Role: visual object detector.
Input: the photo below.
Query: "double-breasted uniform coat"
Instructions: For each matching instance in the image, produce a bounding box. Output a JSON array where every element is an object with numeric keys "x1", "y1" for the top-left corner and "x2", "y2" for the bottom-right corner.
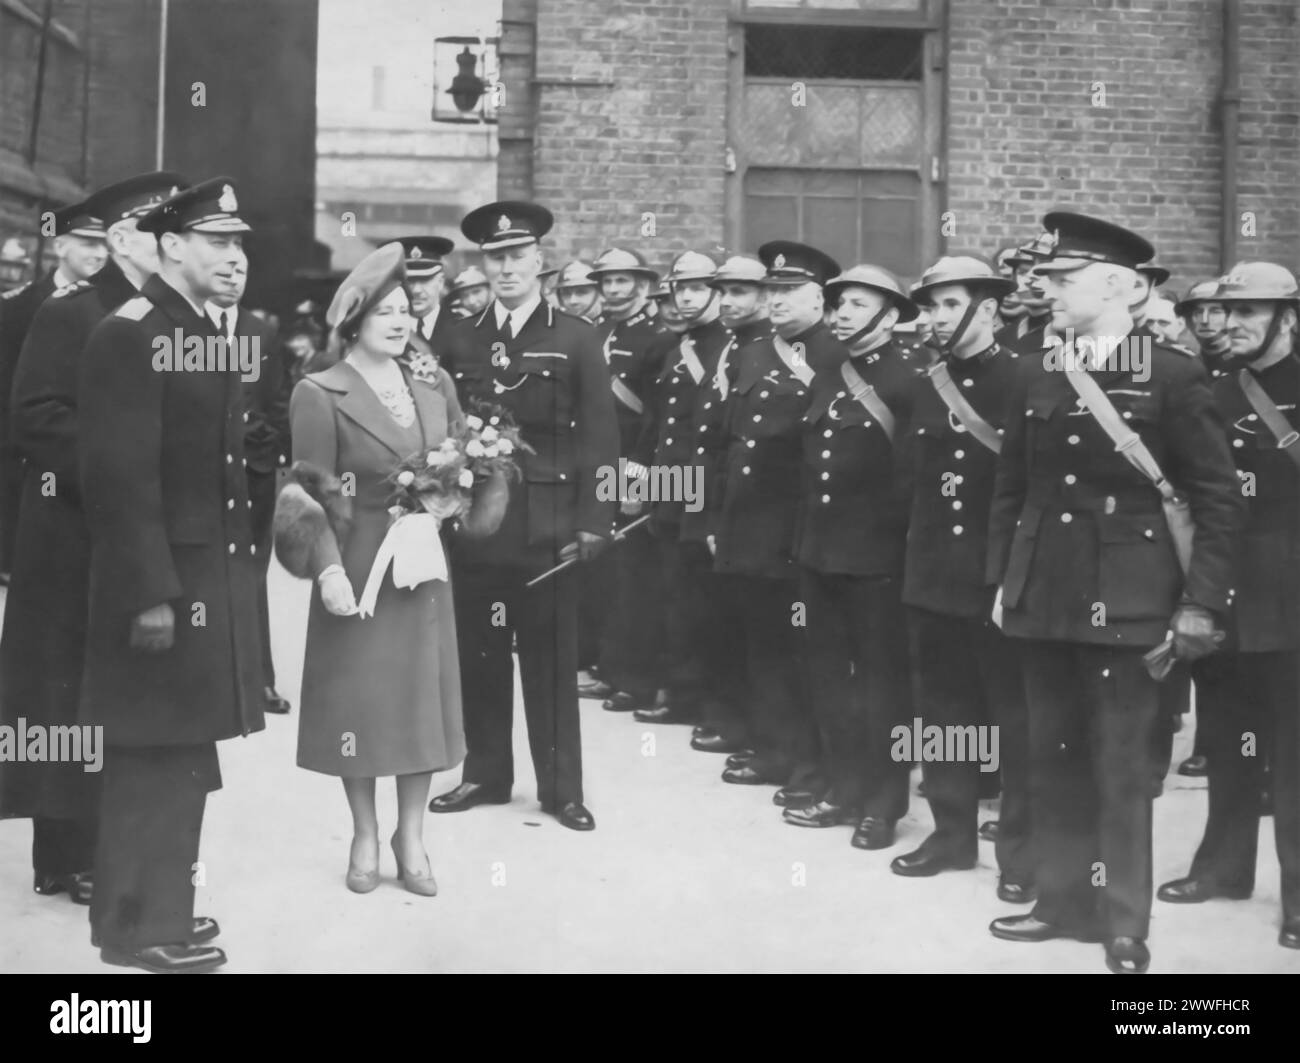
[
  {"x1": 0, "y1": 259, "x2": 136, "y2": 877},
  {"x1": 987, "y1": 338, "x2": 1243, "y2": 940},
  {"x1": 440, "y1": 299, "x2": 618, "y2": 807},
  {"x1": 78, "y1": 273, "x2": 266, "y2": 950}
]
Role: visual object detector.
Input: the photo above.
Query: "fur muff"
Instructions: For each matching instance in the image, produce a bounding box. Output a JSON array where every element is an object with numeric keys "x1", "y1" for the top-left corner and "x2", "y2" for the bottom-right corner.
[{"x1": 273, "y1": 461, "x2": 353, "y2": 579}]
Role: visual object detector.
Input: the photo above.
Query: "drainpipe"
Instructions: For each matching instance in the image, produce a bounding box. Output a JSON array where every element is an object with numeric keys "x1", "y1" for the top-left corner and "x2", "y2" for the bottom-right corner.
[{"x1": 1219, "y1": 0, "x2": 1240, "y2": 272}]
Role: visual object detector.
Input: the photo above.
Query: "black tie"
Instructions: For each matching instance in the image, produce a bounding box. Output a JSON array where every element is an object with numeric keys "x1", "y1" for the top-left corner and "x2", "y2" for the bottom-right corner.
[{"x1": 219, "y1": 310, "x2": 232, "y2": 340}]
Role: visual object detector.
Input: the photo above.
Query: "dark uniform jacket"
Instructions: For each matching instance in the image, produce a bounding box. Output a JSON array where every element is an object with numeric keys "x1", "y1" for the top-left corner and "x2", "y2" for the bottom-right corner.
[
  {"x1": 903, "y1": 341, "x2": 1019, "y2": 618},
  {"x1": 0, "y1": 271, "x2": 57, "y2": 443},
  {"x1": 596, "y1": 304, "x2": 667, "y2": 457},
  {"x1": 78, "y1": 274, "x2": 266, "y2": 746},
  {"x1": 440, "y1": 299, "x2": 619, "y2": 571},
  {"x1": 795, "y1": 335, "x2": 920, "y2": 576},
  {"x1": 0, "y1": 260, "x2": 135, "y2": 819},
  {"x1": 987, "y1": 336, "x2": 1244, "y2": 647},
  {"x1": 632, "y1": 316, "x2": 731, "y2": 540},
  {"x1": 996, "y1": 315, "x2": 1049, "y2": 354},
  {"x1": 711, "y1": 317, "x2": 813, "y2": 578},
  {"x1": 231, "y1": 309, "x2": 291, "y2": 475},
  {"x1": 1212, "y1": 354, "x2": 1299, "y2": 651}
]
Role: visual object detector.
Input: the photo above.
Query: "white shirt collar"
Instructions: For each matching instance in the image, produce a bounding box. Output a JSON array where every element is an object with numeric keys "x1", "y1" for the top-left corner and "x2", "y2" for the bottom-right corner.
[
  {"x1": 493, "y1": 293, "x2": 542, "y2": 334},
  {"x1": 418, "y1": 305, "x2": 439, "y2": 338},
  {"x1": 204, "y1": 301, "x2": 238, "y2": 334},
  {"x1": 53, "y1": 267, "x2": 76, "y2": 290}
]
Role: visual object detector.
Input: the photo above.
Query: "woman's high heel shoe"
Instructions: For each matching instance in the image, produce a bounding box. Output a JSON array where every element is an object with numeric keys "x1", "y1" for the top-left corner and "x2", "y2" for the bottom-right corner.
[
  {"x1": 346, "y1": 838, "x2": 380, "y2": 894},
  {"x1": 390, "y1": 837, "x2": 438, "y2": 897}
]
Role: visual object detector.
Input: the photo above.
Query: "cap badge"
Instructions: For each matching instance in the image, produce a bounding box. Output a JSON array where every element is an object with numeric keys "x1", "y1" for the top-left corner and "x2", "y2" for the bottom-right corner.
[
  {"x1": 773, "y1": 253, "x2": 786, "y2": 269},
  {"x1": 497, "y1": 214, "x2": 512, "y2": 232},
  {"x1": 218, "y1": 184, "x2": 238, "y2": 213},
  {"x1": 410, "y1": 247, "x2": 423, "y2": 259}
]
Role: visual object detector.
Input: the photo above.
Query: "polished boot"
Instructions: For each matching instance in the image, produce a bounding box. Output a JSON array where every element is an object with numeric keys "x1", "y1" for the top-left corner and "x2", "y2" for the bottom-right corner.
[
  {"x1": 890, "y1": 844, "x2": 974, "y2": 876},
  {"x1": 580, "y1": 678, "x2": 617, "y2": 699},
  {"x1": 996, "y1": 879, "x2": 1036, "y2": 904},
  {"x1": 851, "y1": 816, "x2": 896, "y2": 851},
  {"x1": 782, "y1": 801, "x2": 858, "y2": 828},
  {"x1": 100, "y1": 943, "x2": 227, "y2": 974},
  {"x1": 691, "y1": 732, "x2": 741, "y2": 754},
  {"x1": 722, "y1": 765, "x2": 769, "y2": 785},
  {"x1": 428, "y1": 781, "x2": 511, "y2": 813},
  {"x1": 725, "y1": 750, "x2": 756, "y2": 770},
  {"x1": 1156, "y1": 876, "x2": 1251, "y2": 904},
  {"x1": 1280, "y1": 920, "x2": 1300, "y2": 949},
  {"x1": 543, "y1": 801, "x2": 595, "y2": 832},
  {"x1": 990, "y1": 914, "x2": 1100, "y2": 944},
  {"x1": 33, "y1": 870, "x2": 93, "y2": 905},
  {"x1": 92, "y1": 917, "x2": 218, "y2": 949},
  {"x1": 263, "y1": 686, "x2": 291, "y2": 714},
  {"x1": 692, "y1": 725, "x2": 717, "y2": 739},
  {"x1": 773, "y1": 787, "x2": 816, "y2": 809},
  {"x1": 1105, "y1": 937, "x2": 1150, "y2": 974},
  {"x1": 1177, "y1": 754, "x2": 1207, "y2": 777},
  {"x1": 978, "y1": 820, "x2": 1000, "y2": 842}
]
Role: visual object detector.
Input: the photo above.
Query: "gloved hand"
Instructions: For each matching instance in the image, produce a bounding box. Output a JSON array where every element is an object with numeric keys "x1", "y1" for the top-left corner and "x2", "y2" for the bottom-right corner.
[
  {"x1": 1169, "y1": 604, "x2": 1224, "y2": 662},
  {"x1": 320, "y1": 567, "x2": 359, "y2": 616},
  {"x1": 559, "y1": 531, "x2": 608, "y2": 564},
  {"x1": 130, "y1": 603, "x2": 175, "y2": 652}
]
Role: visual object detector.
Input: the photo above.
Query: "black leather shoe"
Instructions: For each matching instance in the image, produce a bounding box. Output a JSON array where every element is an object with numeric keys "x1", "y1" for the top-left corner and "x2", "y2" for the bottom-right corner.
[
  {"x1": 602, "y1": 691, "x2": 646, "y2": 712},
  {"x1": 550, "y1": 801, "x2": 595, "y2": 831},
  {"x1": 1279, "y1": 920, "x2": 1300, "y2": 949},
  {"x1": 725, "y1": 750, "x2": 756, "y2": 769},
  {"x1": 428, "y1": 782, "x2": 511, "y2": 813},
  {"x1": 100, "y1": 942, "x2": 227, "y2": 974},
  {"x1": 978, "y1": 820, "x2": 1000, "y2": 842},
  {"x1": 633, "y1": 704, "x2": 697, "y2": 725},
  {"x1": 692, "y1": 725, "x2": 717, "y2": 739},
  {"x1": 890, "y1": 845, "x2": 973, "y2": 876},
  {"x1": 783, "y1": 801, "x2": 858, "y2": 828},
  {"x1": 263, "y1": 686, "x2": 291, "y2": 714},
  {"x1": 580, "y1": 679, "x2": 617, "y2": 699},
  {"x1": 997, "y1": 880, "x2": 1036, "y2": 904},
  {"x1": 1105, "y1": 936, "x2": 1150, "y2": 974},
  {"x1": 33, "y1": 871, "x2": 93, "y2": 905},
  {"x1": 773, "y1": 787, "x2": 816, "y2": 809},
  {"x1": 851, "y1": 816, "x2": 896, "y2": 850},
  {"x1": 990, "y1": 914, "x2": 1100, "y2": 944},
  {"x1": 722, "y1": 765, "x2": 768, "y2": 785},
  {"x1": 1157, "y1": 876, "x2": 1251, "y2": 903},
  {"x1": 1177, "y1": 754, "x2": 1207, "y2": 777},
  {"x1": 93, "y1": 917, "x2": 219, "y2": 950},
  {"x1": 691, "y1": 732, "x2": 741, "y2": 753}
]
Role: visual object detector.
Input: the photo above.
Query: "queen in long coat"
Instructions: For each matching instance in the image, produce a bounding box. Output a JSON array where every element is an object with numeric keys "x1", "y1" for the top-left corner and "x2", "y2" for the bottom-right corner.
[{"x1": 287, "y1": 243, "x2": 465, "y2": 895}]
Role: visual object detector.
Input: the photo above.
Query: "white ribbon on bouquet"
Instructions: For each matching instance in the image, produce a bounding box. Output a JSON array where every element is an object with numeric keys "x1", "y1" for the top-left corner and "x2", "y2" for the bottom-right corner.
[{"x1": 356, "y1": 512, "x2": 447, "y2": 619}]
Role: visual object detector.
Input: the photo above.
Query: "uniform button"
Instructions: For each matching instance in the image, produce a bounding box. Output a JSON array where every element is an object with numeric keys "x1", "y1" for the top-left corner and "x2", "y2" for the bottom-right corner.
[
  {"x1": 667, "y1": 417, "x2": 676, "y2": 425},
  {"x1": 952, "y1": 525, "x2": 964, "y2": 535},
  {"x1": 821, "y1": 471, "x2": 829, "y2": 481},
  {"x1": 863, "y1": 421, "x2": 872, "y2": 428},
  {"x1": 821, "y1": 494, "x2": 831, "y2": 504},
  {"x1": 760, "y1": 390, "x2": 769, "y2": 398},
  {"x1": 961, "y1": 378, "x2": 973, "y2": 388},
  {"x1": 227, "y1": 499, "x2": 235, "y2": 510},
  {"x1": 917, "y1": 427, "x2": 925, "y2": 435},
  {"x1": 1143, "y1": 528, "x2": 1154, "y2": 539},
  {"x1": 753, "y1": 414, "x2": 762, "y2": 422},
  {"x1": 837, "y1": 391, "x2": 846, "y2": 399},
  {"x1": 952, "y1": 501, "x2": 962, "y2": 511},
  {"x1": 1232, "y1": 438, "x2": 1244, "y2": 448},
  {"x1": 1122, "y1": 411, "x2": 1132, "y2": 420},
  {"x1": 668, "y1": 396, "x2": 676, "y2": 404},
  {"x1": 242, "y1": 458, "x2": 248, "y2": 468},
  {"x1": 704, "y1": 402, "x2": 713, "y2": 410},
  {"x1": 543, "y1": 371, "x2": 551, "y2": 377},
  {"x1": 1247, "y1": 413, "x2": 1258, "y2": 422},
  {"x1": 746, "y1": 440, "x2": 755, "y2": 448},
  {"x1": 954, "y1": 449, "x2": 964, "y2": 459},
  {"x1": 1067, "y1": 435, "x2": 1080, "y2": 445},
  {"x1": 822, "y1": 449, "x2": 831, "y2": 459},
  {"x1": 954, "y1": 475, "x2": 964, "y2": 484},
  {"x1": 559, "y1": 473, "x2": 567, "y2": 480},
  {"x1": 824, "y1": 429, "x2": 833, "y2": 439},
  {"x1": 247, "y1": 499, "x2": 253, "y2": 509},
  {"x1": 697, "y1": 447, "x2": 705, "y2": 455},
  {"x1": 1064, "y1": 474, "x2": 1077, "y2": 485},
  {"x1": 242, "y1": 411, "x2": 249, "y2": 423},
  {"x1": 1060, "y1": 512, "x2": 1073, "y2": 523},
  {"x1": 742, "y1": 466, "x2": 751, "y2": 475},
  {"x1": 250, "y1": 544, "x2": 256, "y2": 556},
  {"x1": 665, "y1": 438, "x2": 673, "y2": 445},
  {"x1": 226, "y1": 454, "x2": 233, "y2": 464},
  {"x1": 228, "y1": 543, "x2": 236, "y2": 555}
]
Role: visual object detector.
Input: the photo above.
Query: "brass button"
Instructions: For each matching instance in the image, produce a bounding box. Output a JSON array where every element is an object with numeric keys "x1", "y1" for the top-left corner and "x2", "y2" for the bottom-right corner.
[
  {"x1": 228, "y1": 543, "x2": 236, "y2": 554},
  {"x1": 822, "y1": 450, "x2": 831, "y2": 459},
  {"x1": 952, "y1": 525, "x2": 964, "y2": 535},
  {"x1": 1064, "y1": 474, "x2": 1077, "y2": 485},
  {"x1": 954, "y1": 449, "x2": 964, "y2": 459},
  {"x1": 227, "y1": 499, "x2": 235, "y2": 510},
  {"x1": 1068, "y1": 435, "x2": 1080, "y2": 445},
  {"x1": 746, "y1": 440, "x2": 755, "y2": 448},
  {"x1": 1061, "y1": 512, "x2": 1073, "y2": 523},
  {"x1": 952, "y1": 501, "x2": 962, "y2": 511},
  {"x1": 824, "y1": 429, "x2": 833, "y2": 439}
]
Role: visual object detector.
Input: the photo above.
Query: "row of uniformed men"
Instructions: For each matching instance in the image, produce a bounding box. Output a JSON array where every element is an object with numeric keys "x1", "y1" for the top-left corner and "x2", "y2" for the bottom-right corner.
[{"x1": 500, "y1": 215, "x2": 1297, "y2": 976}]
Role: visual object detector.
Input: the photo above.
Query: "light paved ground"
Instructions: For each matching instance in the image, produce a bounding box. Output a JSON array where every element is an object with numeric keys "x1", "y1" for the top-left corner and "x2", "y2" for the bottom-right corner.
[{"x1": 1, "y1": 562, "x2": 1297, "y2": 973}]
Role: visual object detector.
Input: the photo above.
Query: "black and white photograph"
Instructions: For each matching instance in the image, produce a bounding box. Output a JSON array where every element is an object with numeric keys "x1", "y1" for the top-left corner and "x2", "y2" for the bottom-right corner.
[{"x1": 0, "y1": 0, "x2": 1297, "y2": 1005}]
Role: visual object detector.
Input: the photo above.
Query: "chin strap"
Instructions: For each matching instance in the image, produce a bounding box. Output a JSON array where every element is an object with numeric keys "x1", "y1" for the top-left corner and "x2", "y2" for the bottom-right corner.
[
  {"x1": 840, "y1": 305, "x2": 894, "y2": 351},
  {"x1": 935, "y1": 297, "x2": 985, "y2": 359},
  {"x1": 1242, "y1": 304, "x2": 1287, "y2": 366},
  {"x1": 671, "y1": 286, "x2": 717, "y2": 325}
]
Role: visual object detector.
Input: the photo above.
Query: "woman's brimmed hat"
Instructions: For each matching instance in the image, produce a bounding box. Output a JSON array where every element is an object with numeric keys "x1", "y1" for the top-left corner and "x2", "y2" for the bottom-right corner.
[{"x1": 326, "y1": 242, "x2": 407, "y2": 337}]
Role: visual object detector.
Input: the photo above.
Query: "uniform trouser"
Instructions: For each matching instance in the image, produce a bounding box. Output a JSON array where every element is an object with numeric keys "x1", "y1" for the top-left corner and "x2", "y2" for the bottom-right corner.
[
  {"x1": 717, "y1": 573, "x2": 819, "y2": 784},
  {"x1": 908, "y1": 607, "x2": 1034, "y2": 882},
  {"x1": 599, "y1": 525, "x2": 664, "y2": 701},
  {"x1": 90, "y1": 743, "x2": 220, "y2": 951},
  {"x1": 1021, "y1": 642, "x2": 1157, "y2": 939},
  {"x1": 454, "y1": 564, "x2": 583, "y2": 807},
  {"x1": 247, "y1": 468, "x2": 277, "y2": 687},
  {"x1": 0, "y1": 442, "x2": 20, "y2": 572},
  {"x1": 659, "y1": 536, "x2": 737, "y2": 734},
  {"x1": 1188, "y1": 650, "x2": 1298, "y2": 919},
  {"x1": 799, "y1": 568, "x2": 912, "y2": 818},
  {"x1": 576, "y1": 548, "x2": 614, "y2": 671},
  {"x1": 33, "y1": 816, "x2": 96, "y2": 875},
  {"x1": 1149, "y1": 664, "x2": 1192, "y2": 783}
]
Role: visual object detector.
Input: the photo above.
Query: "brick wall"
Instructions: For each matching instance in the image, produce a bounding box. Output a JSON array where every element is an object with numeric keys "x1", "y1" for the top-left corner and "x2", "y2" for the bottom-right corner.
[
  {"x1": 947, "y1": 0, "x2": 1298, "y2": 292},
  {"x1": 504, "y1": 0, "x2": 731, "y2": 267}
]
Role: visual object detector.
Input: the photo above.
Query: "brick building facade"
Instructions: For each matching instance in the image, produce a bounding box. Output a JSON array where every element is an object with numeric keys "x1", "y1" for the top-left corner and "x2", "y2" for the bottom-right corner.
[{"x1": 498, "y1": 0, "x2": 1299, "y2": 292}]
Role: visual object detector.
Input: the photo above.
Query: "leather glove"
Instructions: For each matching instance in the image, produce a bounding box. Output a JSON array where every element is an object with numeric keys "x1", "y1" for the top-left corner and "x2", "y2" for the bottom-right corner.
[
  {"x1": 130, "y1": 603, "x2": 175, "y2": 653},
  {"x1": 1169, "y1": 604, "x2": 1224, "y2": 662},
  {"x1": 559, "y1": 531, "x2": 607, "y2": 564},
  {"x1": 319, "y1": 567, "x2": 359, "y2": 616}
]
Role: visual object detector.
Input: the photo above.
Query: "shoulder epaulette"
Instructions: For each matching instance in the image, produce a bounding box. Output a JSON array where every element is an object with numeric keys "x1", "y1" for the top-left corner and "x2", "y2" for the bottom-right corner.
[
  {"x1": 114, "y1": 296, "x2": 152, "y2": 321},
  {"x1": 1, "y1": 282, "x2": 30, "y2": 300},
  {"x1": 53, "y1": 280, "x2": 90, "y2": 299}
]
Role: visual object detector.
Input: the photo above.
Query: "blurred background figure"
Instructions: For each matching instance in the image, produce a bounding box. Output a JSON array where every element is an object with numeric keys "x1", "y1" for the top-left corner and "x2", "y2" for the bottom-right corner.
[
  {"x1": 553, "y1": 260, "x2": 601, "y2": 322},
  {"x1": 1145, "y1": 295, "x2": 1185, "y2": 345},
  {"x1": 448, "y1": 266, "x2": 491, "y2": 319}
]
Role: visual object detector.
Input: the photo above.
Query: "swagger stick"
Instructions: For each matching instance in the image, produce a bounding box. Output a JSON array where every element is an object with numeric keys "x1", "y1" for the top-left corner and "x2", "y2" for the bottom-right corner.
[{"x1": 525, "y1": 514, "x2": 653, "y2": 587}]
